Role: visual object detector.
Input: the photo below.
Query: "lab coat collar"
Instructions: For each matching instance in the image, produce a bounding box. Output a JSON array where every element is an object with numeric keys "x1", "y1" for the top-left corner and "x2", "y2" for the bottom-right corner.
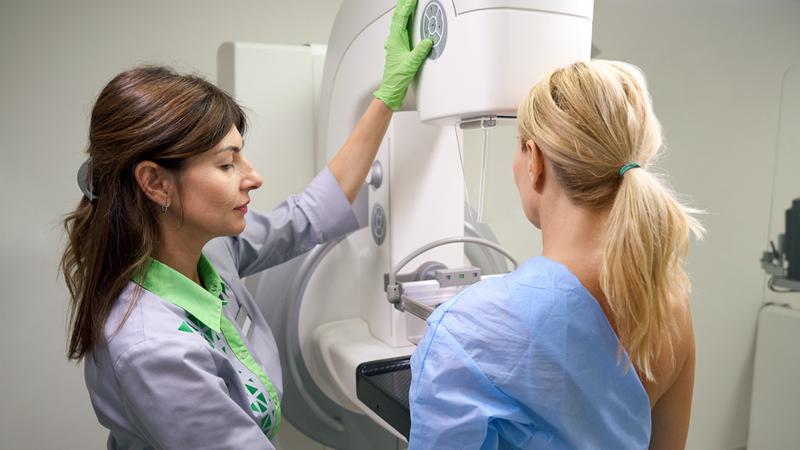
[{"x1": 134, "y1": 254, "x2": 225, "y2": 333}]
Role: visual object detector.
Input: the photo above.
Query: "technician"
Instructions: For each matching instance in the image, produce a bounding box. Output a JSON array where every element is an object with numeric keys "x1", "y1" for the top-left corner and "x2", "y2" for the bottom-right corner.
[{"x1": 61, "y1": 0, "x2": 431, "y2": 447}]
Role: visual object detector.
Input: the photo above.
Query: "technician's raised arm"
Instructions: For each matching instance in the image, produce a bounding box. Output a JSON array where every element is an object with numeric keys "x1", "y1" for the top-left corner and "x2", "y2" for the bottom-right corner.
[{"x1": 327, "y1": 0, "x2": 432, "y2": 203}]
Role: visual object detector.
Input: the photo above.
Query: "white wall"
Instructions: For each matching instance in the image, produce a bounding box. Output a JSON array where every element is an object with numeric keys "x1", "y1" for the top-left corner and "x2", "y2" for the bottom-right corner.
[
  {"x1": 0, "y1": 1, "x2": 342, "y2": 448},
  {"x1": 1, "y1": 0, "x2": 798, "y2": 449}
]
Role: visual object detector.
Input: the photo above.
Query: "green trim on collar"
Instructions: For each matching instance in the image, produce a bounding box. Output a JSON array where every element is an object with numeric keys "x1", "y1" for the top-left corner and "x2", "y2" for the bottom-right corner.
[{"x1": 133, "y1": 254, "x2": 224, "y2": 333}]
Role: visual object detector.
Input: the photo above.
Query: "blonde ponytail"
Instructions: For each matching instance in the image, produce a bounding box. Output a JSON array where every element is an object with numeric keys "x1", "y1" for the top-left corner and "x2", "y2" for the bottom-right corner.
[
  {"x1": 603, "y1": 167, "x2": 703, "y2": 380},
  {"x1": 517, "y1": 60, "x2": 704, "y2": 381}
]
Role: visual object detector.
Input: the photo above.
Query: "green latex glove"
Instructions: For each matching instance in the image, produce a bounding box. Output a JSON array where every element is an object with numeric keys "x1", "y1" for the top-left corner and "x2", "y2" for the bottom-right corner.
[{"x1": 373, "y1": 0, "x2": 434, "y2": 111}]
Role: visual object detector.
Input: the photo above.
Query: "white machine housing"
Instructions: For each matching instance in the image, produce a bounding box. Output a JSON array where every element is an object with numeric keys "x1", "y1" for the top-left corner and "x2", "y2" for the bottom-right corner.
[
  {"x1": 232, "y1": 0, "x2": 594, "y2": 446},
  {"x1": 313, "y1": 0, "x2": 592, "y2": 424},
  {"x1": 414, "y1": 0, "x2": 594, "y2": 124}
]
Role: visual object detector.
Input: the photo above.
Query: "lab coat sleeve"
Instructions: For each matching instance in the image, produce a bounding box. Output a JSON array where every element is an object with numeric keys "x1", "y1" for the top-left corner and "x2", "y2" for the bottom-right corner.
[
  {"x1": 408, "y1": 321, "x2": 525, "y2": 450},
  {"x1": 113, "y1": 338, "x2": 276, "y2": 450},
  {"x1": 209, "y1": 167, "x2": 360, "y2": 278}
]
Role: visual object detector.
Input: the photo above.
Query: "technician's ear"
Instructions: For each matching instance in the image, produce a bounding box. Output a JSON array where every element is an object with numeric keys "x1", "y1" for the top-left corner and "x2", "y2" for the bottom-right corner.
[
  {"x1": 134, "y1": 161, "x2": 174, "y2": 207},
  {"x1": 526, "y1": 139, "x2": 546, "y2": 193}
]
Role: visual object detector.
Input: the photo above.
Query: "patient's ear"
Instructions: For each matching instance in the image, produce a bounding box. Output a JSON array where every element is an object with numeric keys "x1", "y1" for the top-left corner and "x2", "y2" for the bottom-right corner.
[{"x1": 527, "y1": 140, "x2": 546, "y2": 193}]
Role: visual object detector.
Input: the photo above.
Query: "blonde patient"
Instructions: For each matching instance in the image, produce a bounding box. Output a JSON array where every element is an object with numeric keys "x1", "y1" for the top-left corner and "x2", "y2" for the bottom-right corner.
[{"x1": 409, "y1": 60, "x2": 704, "y2": 450}]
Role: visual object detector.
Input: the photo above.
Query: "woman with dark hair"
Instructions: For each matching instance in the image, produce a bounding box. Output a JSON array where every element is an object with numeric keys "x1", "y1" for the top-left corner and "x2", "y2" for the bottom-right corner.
[{"x1": 61, "y1": 1, "x2": 431, "y2": 447}]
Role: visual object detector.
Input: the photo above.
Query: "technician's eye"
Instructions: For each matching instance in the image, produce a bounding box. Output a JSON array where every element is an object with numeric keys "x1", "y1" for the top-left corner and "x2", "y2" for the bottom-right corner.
[{"x1": 221, "y1": 164, "x2": 235, "y2": 170}]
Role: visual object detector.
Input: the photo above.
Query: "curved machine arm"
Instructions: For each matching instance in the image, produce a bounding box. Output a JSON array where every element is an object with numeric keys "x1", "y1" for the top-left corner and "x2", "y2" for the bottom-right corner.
[{"x1": 386, "y1": 235, "x2": 518, "y2": 307}]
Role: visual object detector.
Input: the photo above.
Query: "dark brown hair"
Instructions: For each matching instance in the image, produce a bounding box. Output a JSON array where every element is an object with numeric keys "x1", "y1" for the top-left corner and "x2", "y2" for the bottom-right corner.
[{"x1": 61, "y1": 66, "x2": 247, "y2": 361}]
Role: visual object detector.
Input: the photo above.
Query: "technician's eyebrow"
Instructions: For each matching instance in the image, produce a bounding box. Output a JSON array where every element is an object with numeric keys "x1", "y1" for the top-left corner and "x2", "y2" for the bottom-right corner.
[{"x1": 213, "y1": 145, "x2": 242, "y2": 154}]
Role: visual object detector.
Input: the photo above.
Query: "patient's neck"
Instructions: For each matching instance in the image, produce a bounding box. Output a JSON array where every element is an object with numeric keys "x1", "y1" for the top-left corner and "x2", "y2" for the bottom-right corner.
[{"x1": 540, "y1": 195, "x2": 610, "y2": 303}]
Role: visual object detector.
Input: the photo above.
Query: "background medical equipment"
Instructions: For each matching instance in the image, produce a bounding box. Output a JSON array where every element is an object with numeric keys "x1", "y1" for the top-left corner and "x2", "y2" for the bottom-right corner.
[
  {"x1": 761, "y1": 199, "x2": 800, "y2": 291},
  {"x1": 748, "y1": 63, "x2": 800, "y2": 450},
  {"x1": 750, "y1": 198, "x2": 800, "y2": 450}
]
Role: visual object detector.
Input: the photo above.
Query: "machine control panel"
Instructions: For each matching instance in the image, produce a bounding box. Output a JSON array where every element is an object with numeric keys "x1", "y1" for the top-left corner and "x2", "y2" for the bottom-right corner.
[
  {"x1": 435, "y1": 267, "x2": 481, "y2": 287},
  {"x1": 421, "y1": 0, "x2": 447, "y2": 59}
]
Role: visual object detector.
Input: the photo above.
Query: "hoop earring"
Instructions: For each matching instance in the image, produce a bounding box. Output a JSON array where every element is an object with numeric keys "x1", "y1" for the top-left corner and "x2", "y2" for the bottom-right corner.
[{"x1": 161, "y1": 201, "x2": 170, "y2": 214}]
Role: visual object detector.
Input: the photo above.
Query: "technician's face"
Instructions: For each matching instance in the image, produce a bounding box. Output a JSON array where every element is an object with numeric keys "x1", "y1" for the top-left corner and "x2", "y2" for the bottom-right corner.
[{"x1": 175, "y1": 125, "x2": 263, "y2": 240}]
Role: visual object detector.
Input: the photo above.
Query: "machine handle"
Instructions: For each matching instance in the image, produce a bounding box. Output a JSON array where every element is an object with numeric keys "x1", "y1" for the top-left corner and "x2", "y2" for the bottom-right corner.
[{"x1": 386, "y1": 236, "x2": 518, "y2": 306}]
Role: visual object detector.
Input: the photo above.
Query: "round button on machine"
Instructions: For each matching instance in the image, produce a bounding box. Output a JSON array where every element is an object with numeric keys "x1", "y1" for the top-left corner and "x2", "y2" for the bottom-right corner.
[{"x1": 420, "y1": 0, "x2": 447, "y2": 60}]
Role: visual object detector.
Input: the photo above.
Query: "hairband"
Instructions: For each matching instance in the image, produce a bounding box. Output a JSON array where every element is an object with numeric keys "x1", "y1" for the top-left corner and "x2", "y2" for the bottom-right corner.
[{"x1": 619, "y1": 162, "x2": 641, "y2": 177}]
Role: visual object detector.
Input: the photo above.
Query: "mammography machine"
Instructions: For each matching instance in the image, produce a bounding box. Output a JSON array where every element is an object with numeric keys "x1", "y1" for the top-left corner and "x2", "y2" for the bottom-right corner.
[{"x1": 222, "y1": 0, "x2": 594, "y2": 447}]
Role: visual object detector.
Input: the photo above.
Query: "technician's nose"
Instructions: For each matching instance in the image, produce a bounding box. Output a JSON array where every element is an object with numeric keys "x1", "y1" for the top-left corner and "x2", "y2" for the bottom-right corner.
[{"x1": 242, "y1": 157, "x2": 263, "y2": 190}]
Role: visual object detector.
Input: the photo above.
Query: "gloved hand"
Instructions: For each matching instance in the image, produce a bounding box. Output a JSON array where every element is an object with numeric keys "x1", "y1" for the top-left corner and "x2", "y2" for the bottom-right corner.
[{"x1": 373, "y1": 0, "x2": 434, "y2": 111}]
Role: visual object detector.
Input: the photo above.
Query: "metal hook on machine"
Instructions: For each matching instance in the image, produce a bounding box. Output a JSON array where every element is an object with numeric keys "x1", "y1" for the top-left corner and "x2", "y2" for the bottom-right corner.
[{"x1": 458, "y1": 116, "x2": 497, "y2": 129}]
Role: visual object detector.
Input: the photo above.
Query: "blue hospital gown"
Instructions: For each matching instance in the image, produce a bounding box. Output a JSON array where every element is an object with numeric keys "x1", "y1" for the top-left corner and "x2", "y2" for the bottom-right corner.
[{"x1": 409, "y1": 256, "x2": 651, "y2": 449}]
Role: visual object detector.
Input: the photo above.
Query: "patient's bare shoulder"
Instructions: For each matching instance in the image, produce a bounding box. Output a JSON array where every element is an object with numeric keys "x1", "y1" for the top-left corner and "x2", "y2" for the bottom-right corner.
[{"x1": 645, "y1": 296, "x2": 695, "y2": 450}]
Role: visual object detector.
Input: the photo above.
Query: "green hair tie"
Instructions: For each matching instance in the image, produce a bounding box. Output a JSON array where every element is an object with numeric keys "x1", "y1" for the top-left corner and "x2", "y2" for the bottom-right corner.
[{"x1": 619, "y1": 162, "x2": 641, "y2": 177}]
